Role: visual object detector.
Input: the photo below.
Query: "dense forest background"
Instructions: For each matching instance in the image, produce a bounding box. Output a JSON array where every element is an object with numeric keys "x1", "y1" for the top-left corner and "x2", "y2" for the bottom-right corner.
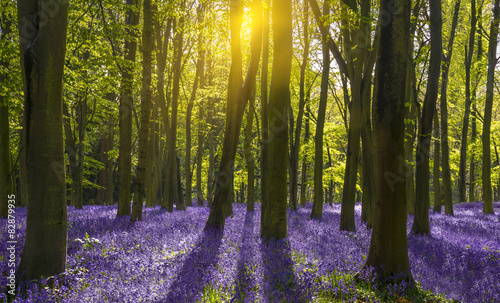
[
  {"x1": 1, "y1": 0, "x2": 500, "y2": 299},
  {"x1": 1, "y1": 0, "x2": 499, "y2": 215}
]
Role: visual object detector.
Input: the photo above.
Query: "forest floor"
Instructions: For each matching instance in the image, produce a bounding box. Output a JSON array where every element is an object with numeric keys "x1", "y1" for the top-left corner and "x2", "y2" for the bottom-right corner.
[{"x1": 1, "y1": 201, "x2": 499, "y2": 303}]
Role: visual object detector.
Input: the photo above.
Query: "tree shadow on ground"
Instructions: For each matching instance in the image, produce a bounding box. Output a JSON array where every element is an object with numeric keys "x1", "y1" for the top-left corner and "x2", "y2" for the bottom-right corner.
[
  {"x1": 231, "y1": 211, "x2": 257, "y2": 302},
  {"x1": 260, "y1": 237, "x2": 311, "y2": 303},
  {"x1": 157, "y1": 228, "x2": 223, "y2": 303}
]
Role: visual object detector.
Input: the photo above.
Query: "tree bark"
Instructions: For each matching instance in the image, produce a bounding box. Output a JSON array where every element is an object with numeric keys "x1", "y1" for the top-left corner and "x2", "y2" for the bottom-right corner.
[
  {"x1": 440, "y1": 0, "x2": 460, "y2": 216},
  {"x1": 0, "y1": 11, "x2": 13, "y2": 217},
  {"x1": 362, "y1": 0, "x2": 412, "y2": 282},
  {"x1": 261, "y1": 0, "x2": 292, "y2": 239},
  {"x1": 412, "y1": 0, "x2": 442, "y2": 236},
  {"x1": 300, "y1": 107, "x2": 310, "y2": 207},
  {"x1": 260, "y1": 0, "x2": 270, "y2": 231},
  {"x1": 145, "y1": 104, "x2": 157, "y2": 208},
  {"x1": 131, "y1": 0, "x2": 153, "y2": 221},
  {"x1": 244, "y1": 99, "x2": 255, "y2": 211},
  {"x1": 117, "y1": 0, "x2": 140, "y2": 216},
  {"x1": 16, "y1": 0, "x2": 69, "y2": 280},
  {"x1": 311, "y1": 0, "x2": 330, "y2": 220},
  {"x1": 339, "y1": 0, "x2": 373, "y2": 232},
  {"x1": 458, "y1": 0, "x2": 477, "y2": 203},
  {"x1": 289, "y1": 0, "x2": 310, "y2": 211},
  {"x1": 433, "y1": 113, "x2": 442, "y2": 212},
  {"x1": 482, "y1": 0, "x2": 500, "y2": 214},
  {"x1": 166, "y1": 16, "x2": 185, "y2": 212}
]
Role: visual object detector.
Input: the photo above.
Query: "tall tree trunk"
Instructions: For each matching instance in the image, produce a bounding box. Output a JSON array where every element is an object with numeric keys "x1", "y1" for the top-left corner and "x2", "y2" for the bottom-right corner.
[
  {"x1": 433, "y1": 113, "x2": 442, "y2": 212},
  {"x1": 260, "y1": 0, "x2": 270, "y2": 230},
  {"x1": 412, "y1": 0, "x2": 442, "y2": 236},
  {"x1": 196, "y1": 105, "x2": 206, "y2": 206},
  {"x1": 440, "y1": 0, "x2": 460, "y2": 216},
  {"x1": 470, "y1": 103, "x2": 476, "y2": 202},
  {"x1": 131, "y1": 0, "x2": 153, "y2": 222},
  {"x1": 16, "y1": 0, "x2": 69, "y2": 280},
  {"x1": 261, "y1": 0, "x2": 292, "y2": 239},
  {"x1": 339, "y1": 0, "x2": 372, "y2": 232},
  {"x1": 154, "y1": 17, "x2": 172, "y2": 210},
  {"x1": 289, "y1": 0, "x2": 310, "y2": 211},
  {"x1": 300, "y1": 108, "x2": 310, "y2": 207},
  {"x1": 482, "y1": 0, "x2": 500, "y2": 214},
  {"x1": 362, "y1": 0, "x2": 412, "y2": 282},
  {"x1": 359, "y1": 0, "x2": 374, "y2": 228},
  {"x1": 471, "y1": 11, "x2": 483, "y2": 203},
  {"x1": 190, "y1": 4, "x2": 206, "y2": 207},
  {"x1": 311, "y1": 0, "x2": 330, "y2": 220},
  {"x1": 166, "y1": 16, "x2": 185, "y2": 212},
  {"x1": 205, "y1": 0, "x2": 262, "y2": 230},
  {"x1": 207, "y1": 93, "x2": 215, "y2": 206},
  {"x1": 118, "y1": 0, "x2": 140, "y2": 216},
  {"x1": 458, "y1": 0, "x2": 477, "y2": 203},
  {"x1": 0, "y1": 11, "x2": 13, "y2": 217}
]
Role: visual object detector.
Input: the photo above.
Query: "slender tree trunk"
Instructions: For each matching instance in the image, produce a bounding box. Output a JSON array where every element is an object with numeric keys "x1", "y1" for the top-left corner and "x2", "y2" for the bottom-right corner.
[
  {"x1": 261, "y1": 0, "x2": 292, "y2": 239},
  {"x1": 471, "y1": 12, "x2": 483, "y2": 203},
  {"x1": 16, "y1": 0, "x2": 69, "y2": 280},
  {"x1": 458, "y1": 0, "x2": 477, "y2": 203},
  {"x1": 440, "y1": 0, "x2": 460, "y2": 216},
  {"x1": 412, "y1": 0, "x2": 442, "y2": 236},
  {"x1": 311, "y1": 0, "x2": 330, "y2": 220},
  {"x1": 118, "y1": 0, "x2": 140, "y2": 216},
  {"x1": 131, "y1": 0, "x2": 153, "y2": 221},
  {"x1": 470, "y1": 104, "x2": 476, "y2": 202},
  {"x1": 300, "y1": 108, "x2": 310, "y2": 207},
  {"x1": 63, "y1": 96, "x2": 86, "y2": 209},
  {"x1": 482, "y1": 0, "x2": 500, "y2": 214},
  {"x1": 362, "y1": 0, "x2": 412, "y2": 282},
  {"x1": 154, "y1": 119, "x2": 162, "y2": 205},
  {"x1": 360, "y1": 0, "x2": 374, "y2": 228},
  {"x1": 166, "y1": 16, "x2": 185, "y2": 212},
  {"x1": 245, "y1": 97, "x2": 256, "y2": 211},
  {"x1": 260, "y1": 0, "x2": 270, "y2": 230},
  {"x1": 433, "y1": 113, "x2": 442, "y2": 212},
  {"x1": 154, "y1": 17, "x2": 172, "y2": 210},
  {"x1": 289, "y1": 0, "x2": 310, "y2": 211},
  {"x1": 196, "y1": 105, "x2": 206, "y2": 206},
  {"x1": 207, "y1": 96, "x2": 215, "y2": 207}
]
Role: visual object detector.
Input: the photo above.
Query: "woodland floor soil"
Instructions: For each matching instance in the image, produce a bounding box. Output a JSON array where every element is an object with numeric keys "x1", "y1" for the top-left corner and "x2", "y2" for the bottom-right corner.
[{"x1": 1, "y1": 201, "x2": 499, "y2": 302}]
